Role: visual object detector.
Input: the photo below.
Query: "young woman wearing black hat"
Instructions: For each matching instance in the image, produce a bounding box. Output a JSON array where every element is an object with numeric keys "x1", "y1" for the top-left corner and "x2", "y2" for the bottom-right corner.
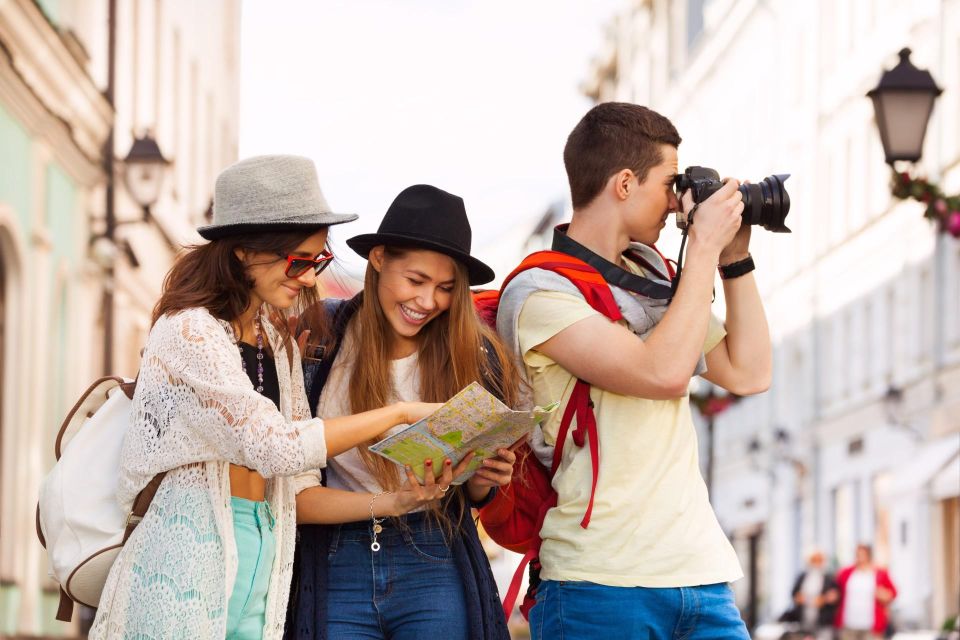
[
  {"x1": 290, "y1": 184, "x2": 520, "y2": 640},
  {"x1": 89, "y1": 157, "x2": 444, "y2": 640}
]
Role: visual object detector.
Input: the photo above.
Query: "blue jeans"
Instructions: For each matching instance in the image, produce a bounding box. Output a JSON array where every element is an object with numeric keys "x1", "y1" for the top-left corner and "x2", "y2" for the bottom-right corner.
[
  {"x1": 529, "y1": 579, "x2": 750, "y2": 640},
  {"x1": 325, "y1": 512, "x2": 468, "y2": 639},
  {"x1": 226, "y1": 497, "x2": 276, "y2": 640}
]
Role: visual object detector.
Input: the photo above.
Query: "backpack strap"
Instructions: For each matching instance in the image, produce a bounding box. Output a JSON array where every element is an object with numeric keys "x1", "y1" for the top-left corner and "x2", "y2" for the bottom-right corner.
[
  {"x1": 502, "y1": 250, "x2": 619, "y2": 526},
  {"x1": 122, "y1": 471, "x2": 167, "y2": 544},
  {"x1": 56, "y1": 588, "x2": 73, "y2": 622},
  {"x1": 287, "y1": 294, "x2": 362, "y2": 636},
  {"x1": 305, "y1": 294, "x2": 362, "y2": 418}
]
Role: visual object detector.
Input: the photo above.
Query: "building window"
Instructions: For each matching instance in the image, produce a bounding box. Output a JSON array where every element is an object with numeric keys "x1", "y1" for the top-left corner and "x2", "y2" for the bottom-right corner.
[
  {"x1": 686, "y1": 0, "x2": 706, "y2": 48},
  {"x1": 942, "y1": 497, "x2": 960, "y2": 622},
  {"x1": 833, "y1": 482, "x2": 856, "y2": 566},
  {"x1": 872, "y1": 473, "x2": 891, "y2": 566}
]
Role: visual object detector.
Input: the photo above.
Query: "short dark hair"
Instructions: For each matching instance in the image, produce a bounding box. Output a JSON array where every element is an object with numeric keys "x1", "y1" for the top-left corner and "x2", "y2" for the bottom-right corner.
[{"x1": 564, "y1": 102, "x2": 682, "y2": 209}]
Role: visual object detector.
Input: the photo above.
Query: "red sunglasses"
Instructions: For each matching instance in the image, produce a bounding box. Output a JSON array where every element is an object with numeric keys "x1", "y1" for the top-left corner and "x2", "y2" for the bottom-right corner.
[{"x1": 279, "y1": 250, "x2": 334, "y2": 278}]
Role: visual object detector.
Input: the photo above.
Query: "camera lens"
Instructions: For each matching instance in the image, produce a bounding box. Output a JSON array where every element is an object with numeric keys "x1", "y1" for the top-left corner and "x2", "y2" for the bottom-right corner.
[{"x1": 740, "y1": 174, "x2": 791, "y2": 233}]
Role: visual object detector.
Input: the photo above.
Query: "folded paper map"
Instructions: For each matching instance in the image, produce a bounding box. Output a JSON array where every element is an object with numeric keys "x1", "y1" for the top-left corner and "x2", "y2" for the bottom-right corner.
[{"x1": 369, "y1": 382, "x2": 558, "y2": 485}]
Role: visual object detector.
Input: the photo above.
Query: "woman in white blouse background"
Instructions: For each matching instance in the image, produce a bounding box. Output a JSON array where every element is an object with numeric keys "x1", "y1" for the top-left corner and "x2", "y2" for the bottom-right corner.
[{"x1": 89, "y1": 156, "x2": 445, "y2": 640}]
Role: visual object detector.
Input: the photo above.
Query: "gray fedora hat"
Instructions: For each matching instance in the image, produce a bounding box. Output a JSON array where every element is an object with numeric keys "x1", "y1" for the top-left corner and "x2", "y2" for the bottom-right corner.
[{"x1": 197, "y1": 154, "x2": 358, "y2": 240}]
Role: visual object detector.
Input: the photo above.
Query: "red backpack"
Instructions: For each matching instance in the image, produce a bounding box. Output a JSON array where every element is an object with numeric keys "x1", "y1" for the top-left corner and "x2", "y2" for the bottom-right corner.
[{"x1": 474, "y1": 249, "x2": 638, "y2": 620}]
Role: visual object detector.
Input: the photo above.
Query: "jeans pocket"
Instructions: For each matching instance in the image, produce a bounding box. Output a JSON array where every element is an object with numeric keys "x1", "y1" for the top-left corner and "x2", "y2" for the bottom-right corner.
[{"x1": 404, "y1": 529, "x2": 453, "y2": 563}]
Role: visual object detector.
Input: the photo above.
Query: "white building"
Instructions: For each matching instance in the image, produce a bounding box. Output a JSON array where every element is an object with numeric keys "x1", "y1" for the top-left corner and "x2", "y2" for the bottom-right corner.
[
  {"x1": 584, "y1": 0, "x2": 959, "y2": 631},
  {"x1": 0, "y1": 1, "x2": 240, "y2": 636}
]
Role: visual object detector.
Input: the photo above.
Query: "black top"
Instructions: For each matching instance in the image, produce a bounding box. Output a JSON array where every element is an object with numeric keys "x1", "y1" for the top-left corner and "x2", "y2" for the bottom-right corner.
[{"x1": 238, "y1": 343, "x2": 281, "y2": 410}]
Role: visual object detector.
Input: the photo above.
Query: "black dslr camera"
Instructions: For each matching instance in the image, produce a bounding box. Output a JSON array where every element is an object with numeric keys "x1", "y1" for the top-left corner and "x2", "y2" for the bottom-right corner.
[{"x1": 673, "y1": 166, "x2": 792, "y2": 233}]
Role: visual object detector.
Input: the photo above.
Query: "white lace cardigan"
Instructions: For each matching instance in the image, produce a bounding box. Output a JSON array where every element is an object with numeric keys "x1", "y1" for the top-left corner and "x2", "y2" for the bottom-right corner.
[{"x1": 90, "y1": 307, "x2": 327, "y2": 639}]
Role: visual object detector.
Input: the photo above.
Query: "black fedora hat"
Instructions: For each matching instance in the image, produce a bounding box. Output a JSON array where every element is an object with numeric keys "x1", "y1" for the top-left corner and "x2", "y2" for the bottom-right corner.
[{"x1": 347, "y1": 184, "x2": 495, "y2": 285}]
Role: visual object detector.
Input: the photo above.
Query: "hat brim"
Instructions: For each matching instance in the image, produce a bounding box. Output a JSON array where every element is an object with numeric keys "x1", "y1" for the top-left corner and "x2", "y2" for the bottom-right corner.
[
  {"x1": 346, "y1": 232, "x2": 495, "y2": 286},
  {"x1": 197, "y1": 213, "x2": 358, "y2": 240}
]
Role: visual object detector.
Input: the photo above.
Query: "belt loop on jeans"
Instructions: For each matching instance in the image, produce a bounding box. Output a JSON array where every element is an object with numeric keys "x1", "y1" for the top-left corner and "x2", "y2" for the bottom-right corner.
[{"x1": 254, "y1": 501, "x2": 276, "y2": 532}]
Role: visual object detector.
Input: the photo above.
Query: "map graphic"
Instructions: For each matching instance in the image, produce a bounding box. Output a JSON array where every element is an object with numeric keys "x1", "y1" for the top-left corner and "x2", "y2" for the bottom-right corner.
[{"x1": 369, "y1": 382, "x2": 558, "y2": 484}]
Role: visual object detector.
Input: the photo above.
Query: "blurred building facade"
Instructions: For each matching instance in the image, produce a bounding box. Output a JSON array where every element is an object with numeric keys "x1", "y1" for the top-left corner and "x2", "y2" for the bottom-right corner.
[
  {"x1": 0, "y1": 0, "x2": 240, "y2": 636},
  {"x1": 584, "y1": 0, "x2": 960, "y2": 632}
]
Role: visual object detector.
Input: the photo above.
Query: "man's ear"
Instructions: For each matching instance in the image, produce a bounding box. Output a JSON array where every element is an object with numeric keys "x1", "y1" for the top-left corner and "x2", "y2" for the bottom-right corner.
[
  {"x1": 613, "y1": 169, "x2": 635, "y2": 201},
  {"x1": 369, "y1": 245, "x2": 386, "y2": 272}
]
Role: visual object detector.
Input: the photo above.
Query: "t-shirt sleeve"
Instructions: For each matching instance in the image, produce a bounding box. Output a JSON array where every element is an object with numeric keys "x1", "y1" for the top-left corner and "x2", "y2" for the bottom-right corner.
[
  {"x1": 517, "y1": 291, "x2": 601, "y2": 365},
  {"x1": 704, "y1": 313, "x2": 727, "y2": 354}
]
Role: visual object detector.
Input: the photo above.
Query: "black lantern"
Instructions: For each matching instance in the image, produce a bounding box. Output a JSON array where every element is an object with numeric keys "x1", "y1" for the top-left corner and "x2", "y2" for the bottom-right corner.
[
  {"x1": 867, "y1": 48, "x2": 943, "y2": 165},
  {"x1": 122, "y1": 132, "x2": 170, "y2": 214}
]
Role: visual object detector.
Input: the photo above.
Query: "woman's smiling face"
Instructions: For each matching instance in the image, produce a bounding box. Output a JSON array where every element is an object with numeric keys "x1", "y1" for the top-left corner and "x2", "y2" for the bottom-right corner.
[{"x1": 370, "y1": 246, "x2": 457, "y2": 348}]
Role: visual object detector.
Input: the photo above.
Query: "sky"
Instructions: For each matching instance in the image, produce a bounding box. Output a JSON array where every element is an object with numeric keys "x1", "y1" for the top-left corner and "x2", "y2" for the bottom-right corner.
[{"x1": 239, "y1": 0, "x2": 624, "y2": 276}]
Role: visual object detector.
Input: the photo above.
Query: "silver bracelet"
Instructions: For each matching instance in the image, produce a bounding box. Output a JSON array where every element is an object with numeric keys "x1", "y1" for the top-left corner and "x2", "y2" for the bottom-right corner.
[{"x1": 368, "y1": 491, "x2": 390, "y2": 552}]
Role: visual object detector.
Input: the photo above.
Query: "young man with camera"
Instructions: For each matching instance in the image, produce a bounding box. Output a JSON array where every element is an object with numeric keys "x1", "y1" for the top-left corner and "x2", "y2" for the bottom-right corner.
[{"x1": 497, "y1": 102, "x2": 772, "y2": 638}]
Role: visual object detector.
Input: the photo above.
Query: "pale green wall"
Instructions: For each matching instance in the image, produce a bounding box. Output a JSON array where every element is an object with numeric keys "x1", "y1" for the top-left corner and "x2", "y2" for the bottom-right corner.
[
  {"x1": 0, "y1": 584, "x2": 21, "y2": 635},
  {"x1": 46, "y1": 163, "x2": 78, "y2": 262},
  {"x1": 35, "y1": 0, "x2": 61, "y2": 24},
  {"x1": 0, "y1": 103, "x2": 32, "y2": 236}
]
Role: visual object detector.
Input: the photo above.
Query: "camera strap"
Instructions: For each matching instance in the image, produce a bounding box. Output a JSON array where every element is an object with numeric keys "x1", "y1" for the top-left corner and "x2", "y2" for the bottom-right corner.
[
  {"x1": 551, "y1": 225, "x2": 673, "y2": 300},
  {"x1": 669, "y1": 205, "x2": 716, "y2": 302}
]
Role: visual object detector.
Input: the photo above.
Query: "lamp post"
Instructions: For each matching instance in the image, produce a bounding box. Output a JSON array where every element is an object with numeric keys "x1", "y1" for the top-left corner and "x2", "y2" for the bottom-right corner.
[
  {"x1": 99, "y1": 132, "x2": 170, "y2": 373},
  {"x1": 867, "y1": 48, "x2": 943, "y2": 166},
  {"x1": 868, "y1": 47, "x2": 949, "y2": 400},
  {"x1": 690, "y1": 383, "x2": 737, "y2": 496}
]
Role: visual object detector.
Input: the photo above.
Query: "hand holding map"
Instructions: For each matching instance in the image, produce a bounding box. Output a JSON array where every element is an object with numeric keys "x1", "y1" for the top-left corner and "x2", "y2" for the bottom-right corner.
[{"x1": 369, "y1": 382, "x2": 558, "y2": 485}]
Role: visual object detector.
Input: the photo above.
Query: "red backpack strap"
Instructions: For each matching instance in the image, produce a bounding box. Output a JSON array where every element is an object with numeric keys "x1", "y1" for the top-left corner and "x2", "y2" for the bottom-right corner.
[
  {"x1": 552, "y1": 380, "x2": 599, "y2": 528},
  {"x1": 499, "y1": 378, "x2": 599, "y2": 620},
  {"x1": 502, "y1": 251, "x2": 623, "y2": 322},
  {"x1": 501, "y1": 548, "x2": 538, "y2": 621}
]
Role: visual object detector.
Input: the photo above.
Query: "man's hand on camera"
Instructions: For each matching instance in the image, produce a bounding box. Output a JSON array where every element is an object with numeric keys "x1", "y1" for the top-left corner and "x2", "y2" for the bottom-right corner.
[{"x1": 683, "y1": 177, "x2": 743, "y2": 258}]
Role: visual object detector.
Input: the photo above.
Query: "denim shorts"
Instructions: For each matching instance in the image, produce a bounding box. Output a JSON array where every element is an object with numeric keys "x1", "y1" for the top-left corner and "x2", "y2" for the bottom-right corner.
[
  {"x1": 226, "y1": 497, "x2": 276, "y2": 640},
  {"x1": 529, "y1": 579, "x2": 750, "y2": 640},
  {"x1": 325, "y1": 511, "x2": 468, "y2": 640}
]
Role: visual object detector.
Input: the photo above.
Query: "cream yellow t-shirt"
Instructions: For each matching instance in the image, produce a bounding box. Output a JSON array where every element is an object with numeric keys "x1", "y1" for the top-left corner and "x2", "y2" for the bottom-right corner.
[{"x1": 517, "y1": 287, "x2": 742, "y2": 588}]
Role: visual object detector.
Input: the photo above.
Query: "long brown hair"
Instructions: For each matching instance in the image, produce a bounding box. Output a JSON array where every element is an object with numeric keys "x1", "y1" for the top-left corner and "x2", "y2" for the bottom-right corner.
[
  {"x1": 151, "y1": 229, "x2": 327, "y2": 346},
  {"x1": 348, "y1": 246, "x2": 521, "y2": 494}
]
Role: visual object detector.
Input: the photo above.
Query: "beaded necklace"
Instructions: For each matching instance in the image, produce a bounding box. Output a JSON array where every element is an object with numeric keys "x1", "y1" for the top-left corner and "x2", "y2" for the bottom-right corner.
[{"x1": 239, "y1": 316, "x2": 265, "y2": 394}]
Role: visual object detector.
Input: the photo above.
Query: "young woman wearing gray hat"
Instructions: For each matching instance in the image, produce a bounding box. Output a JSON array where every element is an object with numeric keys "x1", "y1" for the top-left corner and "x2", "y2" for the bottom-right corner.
[
  {"x1": 89, "y1": 157, "x2": 446, "y2": 640},
  {"x1": 288, "y1": 184, "x2": 519, "y2": 640}
]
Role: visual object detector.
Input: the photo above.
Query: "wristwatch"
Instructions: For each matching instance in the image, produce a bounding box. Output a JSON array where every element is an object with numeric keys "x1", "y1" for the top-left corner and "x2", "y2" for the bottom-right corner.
[{"x1": 719, "y1": 255, "x2": 755, "y2": 280}]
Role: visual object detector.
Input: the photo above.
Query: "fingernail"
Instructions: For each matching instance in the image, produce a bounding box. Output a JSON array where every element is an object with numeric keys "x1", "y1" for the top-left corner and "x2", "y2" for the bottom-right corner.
[
  {"x1": 425, "y1": 459, "x2": 432, "y2": 466},
  {"x1": 445, "y1": 459, "x2": 452, "y2": 466}
]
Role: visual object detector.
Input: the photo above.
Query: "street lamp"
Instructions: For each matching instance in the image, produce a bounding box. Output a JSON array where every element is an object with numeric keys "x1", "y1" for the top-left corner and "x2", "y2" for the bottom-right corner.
[
  {"x1": 867, "y1": 48, "x2": 943, "y2": 165},
  {"x1": 881, "y1": 384, "x2": 922, "y2": 439},
  {"x1": 122, "y1": 132, "x2": 170, "y2": 217}
]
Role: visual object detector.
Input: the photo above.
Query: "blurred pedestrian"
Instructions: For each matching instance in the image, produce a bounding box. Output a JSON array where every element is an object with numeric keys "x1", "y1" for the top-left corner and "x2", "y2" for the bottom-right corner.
[
  {"x1": 89, "y1": 156, "x2": 440, "y2": 640},
  {"x1": 288, "y1": 184, "x2": 520, "y2": 640},
  {"x1": 834, "y1": 544, "x2": 897, "y2": 640},
  {"x1": 780, "y1": 550, "x2": 839, "y2": 639}
]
